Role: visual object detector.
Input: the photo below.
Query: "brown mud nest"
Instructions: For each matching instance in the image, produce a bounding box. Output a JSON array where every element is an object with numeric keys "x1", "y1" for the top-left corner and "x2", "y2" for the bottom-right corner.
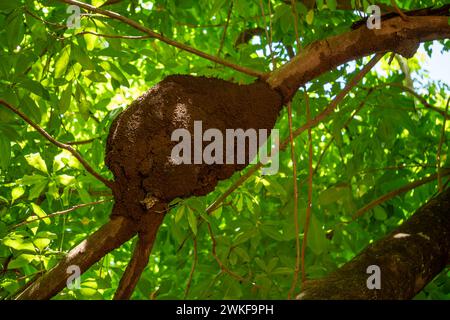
[{"x1": 106, "y1": 75, "x2": 283, "y2": 221}]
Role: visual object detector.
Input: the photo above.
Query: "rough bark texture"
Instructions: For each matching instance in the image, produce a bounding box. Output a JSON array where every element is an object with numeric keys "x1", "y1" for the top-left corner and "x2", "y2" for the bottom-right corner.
[
  {"x1": 298, "y1": 188, "x2": 450, "y2": 300},
  {"x1": 268, "y1": 15, "x2": 450, "y2": 100},
  {"x1": 16, "y1": 216, "x2": 137, "y2": 300},
  {"x1": 113, "y1": 206, "x2": 166, "y2": 300},
  {"x1": 106, "y1": 75, "x2": 283, "y2": 222}
]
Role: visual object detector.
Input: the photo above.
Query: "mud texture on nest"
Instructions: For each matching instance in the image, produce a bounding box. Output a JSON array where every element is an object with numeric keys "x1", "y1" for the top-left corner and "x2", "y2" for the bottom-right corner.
[{"x1": 106, "y1": 75, "x2": 283, "y2": 221}]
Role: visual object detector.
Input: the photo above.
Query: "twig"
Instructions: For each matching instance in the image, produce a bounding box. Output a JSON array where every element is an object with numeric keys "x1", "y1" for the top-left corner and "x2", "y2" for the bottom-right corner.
[
  {"x1": 206, "y1": 221, "x2": 258, "y2": 288},
  {"x1": 281, "y1": 54, "x2": 384, "y2": 150},
  {"x1": 301, "y1": 89, "x2": 313, "y2": 287},
  {"x1": 290, "y1": 0, "x2": 301, "y2": 52},
  {"x1": 258, "y1": 0, "x2": 275, "y2": 69},
  {"x1": 0, "y1": 99, "x2": 114, "y2": 189},
  {"x1": 351, "y1": 170, "x2": 450, "y2": 221},
  {"x1": 75, "y1": 30, "x2": 151, "y2": 39},
  {"x1": 314, "y1": 89, "x2": 372, "y2": 174},
  {"x1": 390, "y1": 0, "x2": 409, "y2": 21},
  {"x1": 287, "y1": 100, "x2": 300, "y2": 300},
  {"x1": 10, "y1": 200, "x2": 110, "y2": 230},
  {"x1": 217, "y1": 2, "x2": 233, "y2": 57},
  {"x1": 64, "y1": 137, "x2": 96, "y2": 145},
  {"x1": 184, "y1": 237, "x2": 198, "y2": 298},
  {"x1": 57, "y1": 0, "x2": 265, "y2": 79},
  {"x1": 437, "y1": 98, "x2": 450, "y2": 192},
  {"x1": 367, "y1": 83, "x2": 450, "y2": 119}
]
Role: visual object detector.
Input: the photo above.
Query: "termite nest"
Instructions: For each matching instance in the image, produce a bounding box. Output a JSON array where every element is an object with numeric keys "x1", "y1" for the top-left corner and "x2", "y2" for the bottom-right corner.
[{"x1": 105, "y1": 75, "x2": 283, "y2": 221}]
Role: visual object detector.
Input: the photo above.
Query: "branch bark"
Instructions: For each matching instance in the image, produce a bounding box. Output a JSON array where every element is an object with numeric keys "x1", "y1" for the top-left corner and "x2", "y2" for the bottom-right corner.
[
  {"x1": 268, "y1": 15, "x2": 450, "y2": 100},
  {"x1": 113, "y1": 208, "x2": 166, "y2": 300},
  {"x1": 297, "y1": 187, "x2": 450, "y2": 299},
  {"x1": 15, "y1": 216, "x2": 137, "y2": 300}
]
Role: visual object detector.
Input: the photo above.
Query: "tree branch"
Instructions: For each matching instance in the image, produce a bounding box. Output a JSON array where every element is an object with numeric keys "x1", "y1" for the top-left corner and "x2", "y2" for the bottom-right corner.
[
  {"x1": 56, "y1": 0, "x2": 265, "y2": 79},
  {"x1": 15, "y1": 216, "x2": 137, "y2": 299},
  {"x1": 113, "y1": 208, "x2": 166, "y2": 300},
  {"x1": 0, "y1": 99, "x2": 114, "y2": 189},
  {"x1": 268, "y1": 13, "x2": 450, "y2": 100},
  {"x1": 298, "y1": 187, "x2": 450, "y2": 299}
]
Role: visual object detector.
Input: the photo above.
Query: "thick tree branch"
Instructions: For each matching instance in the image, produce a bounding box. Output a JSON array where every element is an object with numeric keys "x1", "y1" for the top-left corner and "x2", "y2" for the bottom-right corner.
[
  {"x1": 298, "y1": 187, "x2": 450, "y2": 299},
  {"x1": 0, "y1": 99, "x2": 114, "y2": 189},
  {"x1": 268, "y1": 14, "x2": 450, "y2": 100},
  {"x1": 15, "y1": 216, "x2": 137, "y2": 300}
]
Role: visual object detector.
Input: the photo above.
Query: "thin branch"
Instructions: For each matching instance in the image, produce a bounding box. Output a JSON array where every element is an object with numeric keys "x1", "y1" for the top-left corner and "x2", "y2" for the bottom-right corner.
[
  {"x1": 217, "y1": 1, "x2": 233, "y2": 57},
  {"x1": 437, "y1": 98, "x2": 450, "y2": 192},
  {"x1": 258, "y1": 0, "x2": 275, "y2": 69},
  {"x1": 281, "y1": 54, "x2": 384, "y2": 150},
  {"x1": 206, "y1": 220, "x2": 258, "y2": 287},
  {"x1": 287, "y1": 100, "x2": 300, "y2": 300},
  {"x1": 390, "y1": 0, "x2": 409, "y2": 21},
  {"x1": 10, "y1": 200, "x2": 110, "y2": 230},
  {"x1": 56, "y1": 0, "x2": 265, "y2": 79},
  {"x1": 301, "y1": 89, "x2": 313, "y2": 287},
  {"x1": 351, "y1": 170, "x2": 450, "y2": 222},
  {"x1": 290, "y1": 0, "x2": 301, "y2": 52},
  {"x1": 314, "y1": 89, "x2": 373, "y2": 175},
  {"x1": 369, "y1": 83, "x2": 450, "y2": 119},
  {"x1": 64, "y1": 137, "x2": 96, "y2": 145},
  {"x1": 184, "y1": 237, "x2": 198, "y2": 298},
  {"x1": 75, "y1": 30, "x2": 151, "y2": 39},
  {"x1": 0, "y1": 99, "x2": 114, "y2": 188}
]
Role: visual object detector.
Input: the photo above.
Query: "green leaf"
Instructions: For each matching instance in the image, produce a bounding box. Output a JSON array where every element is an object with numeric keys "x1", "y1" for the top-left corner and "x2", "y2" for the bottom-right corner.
[
  {"x1": 327, "y1": 0, "x2": 337, "y2": 11},
  {"x1": 100, "y1": 61, "x2": 129, "y2": 87},
  {"x1": 307, "y1": 216, "x2": 327, "y2": 255},
  {"x1": 30, "y1": 203, "x2": 50, "y2": 225},
  {"x1": 20, "y1": 95, "x2": 42, "y2": 123},
  {"x1": 8, "y1": 254, "x2": 35, "y2": 269},
  {"x1": 2, "y1": 235, "x2": 35, "y2": 252},
  {"x1": 0, "y1": 135, "x2": 11, "y2": 169},
  {"x1": 28, "y1": 180, "x2": 48, "y2": 200},
  {"x1": 175, "y1": 204, "x2": 186, "y2": 223},
  {"x1": 72, "y1": 45, "x2": 95, "y2": 70},
  {"x1": 18, "y1": 79, "x2": 50, "y2": 100},
  {"x1": 54, "y1": 45, "x2": 71, "y2": 79},
  {"x1": 187, "y1": 208, "x2": 197, "y2": 235},
  {"x1": 306, "y1": 10, "x2": 314, "y2": 25},
  {"x1": 373, "y1": 206, "x2": 387, "y2": 221},
  {"x1": 59, "y1": 83, "x2": 72, "y2": 113},
  {"x1": 6, "y1": 11, "x2": 24, "y2": 50},
  {"x1": 25, "y1": 153, "x2": 48, "y2": 173},
  {"x1": 11, "y1": 186, "x2": 25, "y2": 203},
  {"x1": 0, "y1": 0, "x2": 20, "y2": 11}
]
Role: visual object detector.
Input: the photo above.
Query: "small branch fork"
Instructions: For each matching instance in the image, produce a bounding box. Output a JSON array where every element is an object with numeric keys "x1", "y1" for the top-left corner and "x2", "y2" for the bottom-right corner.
[{"x1": 0, "y1": 99, "x2": 114, "y2": 189}]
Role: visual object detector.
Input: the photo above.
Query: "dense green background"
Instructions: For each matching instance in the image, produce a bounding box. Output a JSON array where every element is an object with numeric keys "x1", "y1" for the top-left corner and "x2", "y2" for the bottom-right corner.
[{"x1": 0, "y1": 0, "x2": 449, "y2": 299}]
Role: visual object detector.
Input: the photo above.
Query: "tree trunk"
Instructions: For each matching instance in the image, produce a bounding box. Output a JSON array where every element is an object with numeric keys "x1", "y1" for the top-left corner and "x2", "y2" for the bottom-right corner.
[{"x1": 298, "y1": 188, "x2": 450, "y2": 299}]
